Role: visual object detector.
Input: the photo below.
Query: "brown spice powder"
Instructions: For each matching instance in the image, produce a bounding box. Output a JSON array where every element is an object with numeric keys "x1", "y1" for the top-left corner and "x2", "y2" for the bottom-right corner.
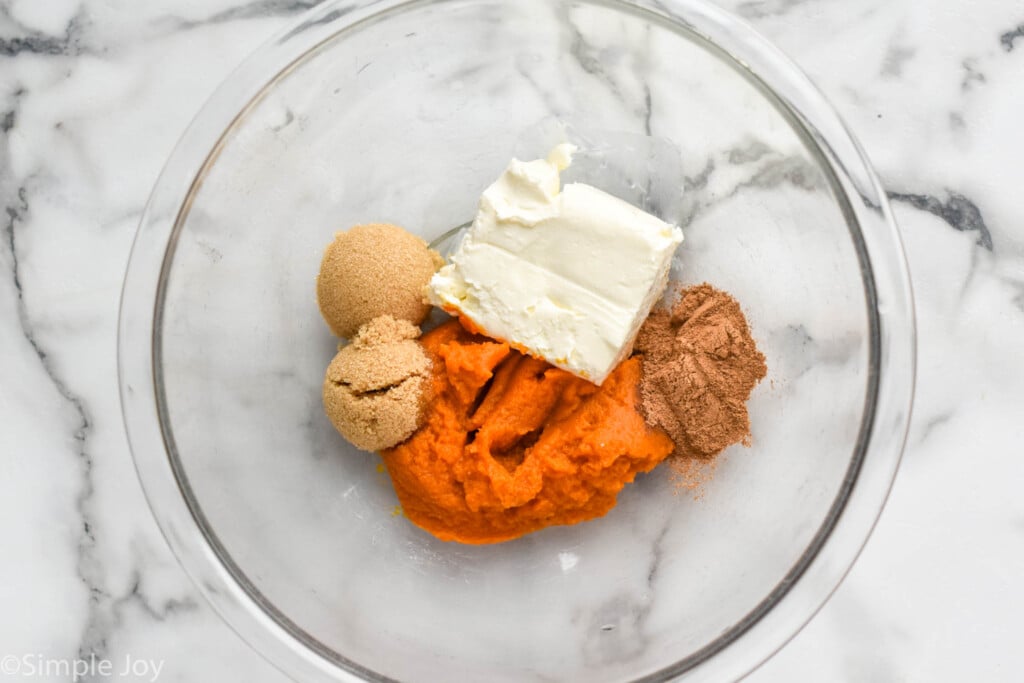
[{"x1": 634, "y1": 283, "x2": 767, "y2": 466}]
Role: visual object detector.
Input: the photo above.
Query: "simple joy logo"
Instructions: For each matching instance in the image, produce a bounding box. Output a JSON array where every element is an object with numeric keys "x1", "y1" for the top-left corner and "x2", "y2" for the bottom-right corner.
[{"x1": 0, "y1": 654, "x2": 164, "y2": 681}]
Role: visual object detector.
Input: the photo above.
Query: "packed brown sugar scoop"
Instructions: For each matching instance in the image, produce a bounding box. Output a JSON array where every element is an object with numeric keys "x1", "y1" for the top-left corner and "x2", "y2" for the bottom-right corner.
[{"x1": 317, "y1": 223, "x2": 443, "y2": 451}]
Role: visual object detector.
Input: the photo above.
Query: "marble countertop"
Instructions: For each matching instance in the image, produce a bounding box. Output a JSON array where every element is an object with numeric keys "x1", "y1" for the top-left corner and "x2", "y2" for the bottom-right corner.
[{"x1": 2, "y1": 0, "x2": 1022, "y2": 681}]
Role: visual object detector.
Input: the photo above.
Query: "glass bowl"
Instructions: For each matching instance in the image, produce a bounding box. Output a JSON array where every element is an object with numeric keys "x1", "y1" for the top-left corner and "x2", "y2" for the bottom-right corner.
[{"x1": 118, "y1": 0, "x2": 915, "y2": 681}]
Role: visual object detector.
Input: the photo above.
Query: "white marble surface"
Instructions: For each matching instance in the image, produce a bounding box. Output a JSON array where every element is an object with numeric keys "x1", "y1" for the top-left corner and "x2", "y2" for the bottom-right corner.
[{"x1": 1, "y1": 0, "x2": 1021, "y2": 681}]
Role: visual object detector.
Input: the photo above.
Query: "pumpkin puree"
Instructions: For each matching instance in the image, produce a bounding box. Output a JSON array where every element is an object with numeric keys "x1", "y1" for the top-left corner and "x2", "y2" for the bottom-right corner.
[{"x1": 382, "y1": 319, "x2": 674, "y2": 544}]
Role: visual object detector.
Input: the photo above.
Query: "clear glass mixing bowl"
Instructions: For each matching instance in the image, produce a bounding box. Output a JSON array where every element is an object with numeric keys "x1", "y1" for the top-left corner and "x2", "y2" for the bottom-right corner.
[{"x1": 118, "y1": 0, "x2": 915, "y2": 681}]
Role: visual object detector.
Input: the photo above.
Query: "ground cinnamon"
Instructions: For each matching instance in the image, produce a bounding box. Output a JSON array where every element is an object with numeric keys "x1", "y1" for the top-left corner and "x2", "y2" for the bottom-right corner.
[{"x1": 634, "y1": 283, "x2": 767, "y2": 470}]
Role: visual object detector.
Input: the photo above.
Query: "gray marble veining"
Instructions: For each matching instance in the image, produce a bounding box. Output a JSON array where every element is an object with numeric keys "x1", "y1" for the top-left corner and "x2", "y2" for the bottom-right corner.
[{"x1": 1, "y1": 0, "x2": 1022, "y2": 681}]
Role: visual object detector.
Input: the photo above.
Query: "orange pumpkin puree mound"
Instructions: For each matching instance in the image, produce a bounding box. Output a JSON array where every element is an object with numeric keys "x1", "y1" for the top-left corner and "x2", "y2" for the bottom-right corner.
[{"x1": 382, "y1": 319, "x2": 674, "y2": 544}]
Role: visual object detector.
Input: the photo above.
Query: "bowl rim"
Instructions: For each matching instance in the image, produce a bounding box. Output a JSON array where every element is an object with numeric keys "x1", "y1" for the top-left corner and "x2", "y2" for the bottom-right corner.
[{"x1": 118, "y1": 0, "x2": 916, "y2": 681}]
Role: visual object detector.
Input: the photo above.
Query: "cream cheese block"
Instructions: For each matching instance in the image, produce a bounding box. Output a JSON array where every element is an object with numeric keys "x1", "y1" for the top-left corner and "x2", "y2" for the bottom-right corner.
[{"x1": 428, "y1": 144, "x2": 683, "y2": 385}]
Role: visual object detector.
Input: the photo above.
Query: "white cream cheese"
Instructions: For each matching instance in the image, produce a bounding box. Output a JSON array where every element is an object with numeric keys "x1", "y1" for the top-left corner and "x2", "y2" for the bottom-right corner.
[{"x1": 428, "y1": 144, "x2": 683, "y2": 385}]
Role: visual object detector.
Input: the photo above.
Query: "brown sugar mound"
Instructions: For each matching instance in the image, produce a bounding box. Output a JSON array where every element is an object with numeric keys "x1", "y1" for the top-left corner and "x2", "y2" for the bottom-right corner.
[
  {"x1": 317, "y1": 223, "x2": 444, "y2": 338},
  {"x1": 634, "y1": 283, "x2": 767, "y2": 462},
  {"x1": 322, "y1": 315, "x2": 433, "y2": 451}
]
